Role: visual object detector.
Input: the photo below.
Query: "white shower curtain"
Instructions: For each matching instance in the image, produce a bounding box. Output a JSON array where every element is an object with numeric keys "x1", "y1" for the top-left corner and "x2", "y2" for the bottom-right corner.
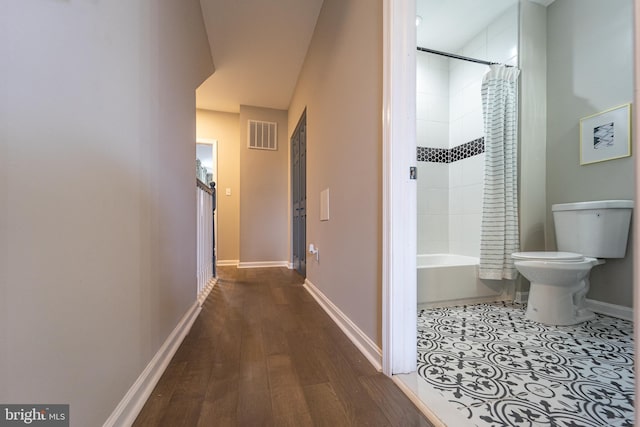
[{"x1": 479, "y1": 65, "x2": 520, "y2": 280}]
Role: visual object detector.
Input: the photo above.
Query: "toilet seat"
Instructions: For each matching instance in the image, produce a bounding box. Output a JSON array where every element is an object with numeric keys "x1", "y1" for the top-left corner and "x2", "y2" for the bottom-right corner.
[{"x1": 512, "y1": 251, "x2": 584, "y2": 262}]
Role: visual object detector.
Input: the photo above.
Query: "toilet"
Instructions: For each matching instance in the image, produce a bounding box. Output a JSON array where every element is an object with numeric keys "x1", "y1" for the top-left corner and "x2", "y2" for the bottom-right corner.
[{"x1": 512, "y1": 200, "x2": 633, "y2": 326}]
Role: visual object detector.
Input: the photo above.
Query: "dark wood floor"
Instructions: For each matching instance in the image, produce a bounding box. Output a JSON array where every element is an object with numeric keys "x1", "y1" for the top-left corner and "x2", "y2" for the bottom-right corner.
[{"x1": 133, "y1": 267, "x2": 433, "y2": 426}]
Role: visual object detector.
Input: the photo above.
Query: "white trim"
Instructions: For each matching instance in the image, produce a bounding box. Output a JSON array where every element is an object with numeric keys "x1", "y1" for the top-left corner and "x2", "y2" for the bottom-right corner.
[
  {"x1": 197, "y1": 277, "x2": 217, "y2": 306},
  {"x1": 216, "y1": 259, "x2": 239, "y2": 267},
  {"x1": 103, "y1": 302, "x2": 201, "y2": 427},
  {"x1": 382, "y1": 0, "x2": 417, "y2": 376},
  {"x1": 392, "y1": 374, "x2": 473, "y2": 427},
  {"x1": 196, "y1": 138, "x2": 217, "y2": 145},
  {"x1": 303, "y1": 279, "x2": 382, "y2": 371},
  {"x1": 287, "y1": 262, "x2": 294, "y2": 269},
  {"x1": 586, "y1": 299, "x2": 633, "y2": 321},
  {"x1": 237, "y1": 260, "x2": 289, "y2": 269}
]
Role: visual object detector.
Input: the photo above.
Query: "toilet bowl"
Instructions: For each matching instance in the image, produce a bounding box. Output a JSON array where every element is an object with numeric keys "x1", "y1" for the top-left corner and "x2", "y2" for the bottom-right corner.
[
  {"x1": 512, "y1": 252, "x2": 603, "y2": 325},
  {"x1": 511, "y1": 200, "x2": 633, "y2": 326}
]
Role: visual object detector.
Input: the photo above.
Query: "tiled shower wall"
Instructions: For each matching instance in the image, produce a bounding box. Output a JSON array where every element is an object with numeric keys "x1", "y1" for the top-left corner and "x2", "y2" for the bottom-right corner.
[{"x1": 417, "y1": 4, "x2": 518, "y2": 257}]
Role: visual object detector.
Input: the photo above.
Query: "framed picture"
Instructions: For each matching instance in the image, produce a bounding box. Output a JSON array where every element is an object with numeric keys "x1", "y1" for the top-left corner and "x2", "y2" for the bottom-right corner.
[{"x1": 580, "y1": 103, "x2": 632, "y2": 165}]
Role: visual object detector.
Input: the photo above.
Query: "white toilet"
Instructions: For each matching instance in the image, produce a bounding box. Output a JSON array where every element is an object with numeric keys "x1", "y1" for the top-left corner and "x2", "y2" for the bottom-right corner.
[{"x1": 512, "y1": 200, "x2": 633, "y2": 326}]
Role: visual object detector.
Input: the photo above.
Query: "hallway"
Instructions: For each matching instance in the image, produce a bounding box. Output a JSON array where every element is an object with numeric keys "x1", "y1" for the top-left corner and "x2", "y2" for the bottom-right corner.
[{"x1": 134, "y1": 267, "x2": 432, "y2": 426}]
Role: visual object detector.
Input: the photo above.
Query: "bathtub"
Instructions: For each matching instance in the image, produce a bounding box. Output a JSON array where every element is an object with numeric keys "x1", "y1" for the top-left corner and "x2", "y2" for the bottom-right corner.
[{"x1": 417, "y1": 254, "x2": 508, "y2": 306}]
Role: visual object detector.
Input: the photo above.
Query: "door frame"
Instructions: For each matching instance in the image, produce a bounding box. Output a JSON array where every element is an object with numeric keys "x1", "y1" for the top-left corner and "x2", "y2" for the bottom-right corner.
[
  {"x1": 381, "y1": 0, "x2": 417, "y2": 375},
  {"x1": 290, "y1": 110, "x2": 307, "y2": 277},
  {"x1": 196, "y1": 138, "x2": 218, "y2": 273}
]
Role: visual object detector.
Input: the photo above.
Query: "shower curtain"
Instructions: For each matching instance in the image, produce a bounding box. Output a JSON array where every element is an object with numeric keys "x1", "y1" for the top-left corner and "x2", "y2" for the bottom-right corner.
[{"x1": 479, "y1": 65, "x2": 520, "y2": 280}]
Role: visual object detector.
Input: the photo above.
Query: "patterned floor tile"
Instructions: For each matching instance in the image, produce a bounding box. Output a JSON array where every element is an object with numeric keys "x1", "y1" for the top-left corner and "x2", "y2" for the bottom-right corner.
[{"x1": 417, "y1": 302, "x2": 634, "y2": 426}]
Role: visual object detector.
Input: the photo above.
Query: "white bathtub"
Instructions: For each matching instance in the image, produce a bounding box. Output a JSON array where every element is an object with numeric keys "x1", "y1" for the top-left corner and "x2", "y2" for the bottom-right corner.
[{"x1": 417, "y1": 254, "x2": 508, "y2": 306}]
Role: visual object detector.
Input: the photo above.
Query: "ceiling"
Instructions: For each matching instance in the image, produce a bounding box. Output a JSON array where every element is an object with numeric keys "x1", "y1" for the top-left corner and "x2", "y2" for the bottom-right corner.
[
  {"x1": 416, "y1": 0, "x2": 556, "y2": 53},
  {"x1": 417, "y1": 0, "x2": 519, "y2": 53},
  {"x1": 196, "y1": 0, "x2": 324, "y2": 113},
  {"x1": 197, "y1": 0, "x2": 556, "y2": 113}
]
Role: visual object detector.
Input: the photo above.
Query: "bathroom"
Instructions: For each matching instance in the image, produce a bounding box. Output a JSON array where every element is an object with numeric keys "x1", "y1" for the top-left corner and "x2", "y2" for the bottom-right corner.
[{"x1": 412, "y1": 0, "x2": 635, "y2": 425}]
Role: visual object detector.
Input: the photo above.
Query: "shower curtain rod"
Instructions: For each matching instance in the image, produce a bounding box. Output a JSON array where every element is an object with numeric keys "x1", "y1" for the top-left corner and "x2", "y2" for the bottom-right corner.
[{"x1": 417, "y1": 46, "x2": 513, "y2": 67}]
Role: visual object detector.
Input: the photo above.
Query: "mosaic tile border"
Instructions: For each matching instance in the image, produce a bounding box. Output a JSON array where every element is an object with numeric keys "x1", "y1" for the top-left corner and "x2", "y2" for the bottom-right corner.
[
  {"x1": 417, "y1": 302, "x2": 634, "y2": 427},
  {"x1": 417, "y1": 137, "x2": 484, "y2": 163}
]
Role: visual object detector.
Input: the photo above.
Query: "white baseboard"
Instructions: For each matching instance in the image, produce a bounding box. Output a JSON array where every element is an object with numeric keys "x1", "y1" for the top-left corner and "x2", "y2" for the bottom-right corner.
[
  {"x1": 303, "y1": 279, "x2": 382, "y2": 371},
  {"x1": 197, "y1": 277, "x2": 217, "y2": 306},
  {"x1": 237, "y1": 261, "x2": 289, "y2": 269},
  {"x1": 287, "y1": 262, "x2": 294, "y2": 269},
  {"x1": 103, "y1": 302, "x2": 201, "y2": 427},
  {"x1": 586, "y1": 299, "x2": 633, "y2": 321},
  {"x1": 217, "y1": 259, "x2": 239, "y2": 267}
]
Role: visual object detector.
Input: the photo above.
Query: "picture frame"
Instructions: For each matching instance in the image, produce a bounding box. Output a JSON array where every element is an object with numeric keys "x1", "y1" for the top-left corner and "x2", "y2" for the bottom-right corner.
[{"x1": 580, "y1": 103, "x2": 632, "y2": 165}]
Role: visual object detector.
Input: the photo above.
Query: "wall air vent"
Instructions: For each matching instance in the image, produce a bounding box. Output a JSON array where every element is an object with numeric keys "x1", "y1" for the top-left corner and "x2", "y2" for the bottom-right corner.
[{"x1": 248, "y1": 120, "x2": 278, "y2": 150}]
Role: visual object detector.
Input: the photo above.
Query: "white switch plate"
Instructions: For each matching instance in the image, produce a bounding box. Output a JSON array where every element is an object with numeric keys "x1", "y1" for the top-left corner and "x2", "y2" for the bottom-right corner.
[
  {"x1": 320, "y1": 188, "x2": 329, "y2": 221},
  {"x1": 225, "y1": 188, "x2": 231, "y2": 196}
]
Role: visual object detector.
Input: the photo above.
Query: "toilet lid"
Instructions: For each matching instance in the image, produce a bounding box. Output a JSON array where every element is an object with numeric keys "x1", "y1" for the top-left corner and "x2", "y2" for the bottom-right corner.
[{"x1": 512, "y1": 251, "x2": 584, "y2": 262}]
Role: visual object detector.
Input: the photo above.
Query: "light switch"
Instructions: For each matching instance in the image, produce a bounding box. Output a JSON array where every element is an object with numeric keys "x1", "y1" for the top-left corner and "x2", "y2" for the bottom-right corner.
[{"x1": 225, "y1": 188, "x2": 231, "y2": 196}]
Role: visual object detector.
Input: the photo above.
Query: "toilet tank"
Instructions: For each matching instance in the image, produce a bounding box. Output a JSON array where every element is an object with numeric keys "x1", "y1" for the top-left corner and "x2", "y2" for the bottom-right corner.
[{"x1": 552, "y1": 200, "x2": 633, "y2": 258}]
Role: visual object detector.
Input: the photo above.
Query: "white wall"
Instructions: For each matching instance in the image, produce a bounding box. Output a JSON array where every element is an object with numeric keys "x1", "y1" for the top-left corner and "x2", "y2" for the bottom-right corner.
[
  {"x1": 416, "y1": 4, "x2": 518, "y2": 257},
  {"x1": 0, "y1": 1, "x2": 213, "y2": 425},
  {"x1": 417, "y1": 54, "x2": 449, "y2": 254}
]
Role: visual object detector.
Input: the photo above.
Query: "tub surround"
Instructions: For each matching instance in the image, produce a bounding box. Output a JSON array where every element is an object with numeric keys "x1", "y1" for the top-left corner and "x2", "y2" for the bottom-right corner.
[{"x1": 417, "y1": 137, "x2": 484, "y2": 163}]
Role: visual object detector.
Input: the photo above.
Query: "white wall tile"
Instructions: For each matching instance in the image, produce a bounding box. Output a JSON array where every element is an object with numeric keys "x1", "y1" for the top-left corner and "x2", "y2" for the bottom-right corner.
[
  {"x1": 461, "y1": 31, "x2": 488, "y2": 60},
  {"x1": 449, "y1": 119, "x2": 463, "y2": 147},
  {"x1": 417, "y1": 95, "x2": 428, "y2": 121},
  {"x1": 416, "y1": 4, "x2": 517, "y2": 258},
  {"x1": 430, "y1": 54, "x2": 450, "y2": 71},
  {"x1": 418, "y1": 214, "x2": 450, "y2": 254},
  {"x1": 416, "y1": 119, "x2": 428, "y2": 146},
  {"x1": 463, "y1": 184, "x2": 484, "y2": 214},
  {"x1": 426, "y1": 121, "x2": 449, "y2": 149},
  {"x1": 426, "y1": 67, "x2": 450, "y2": 97},
  {"x1": 449, "y1": 92, "x2": 463, "y2": 122},
  {"x1": 425, "y1": 189, "x2": 449, "y2": 215},
  {"x1": 449, "y1": 161, "x2": 463, "y2": 188},
  {"x1": 418, "y1": 162, "x2": 449, "y2": 189},
  {"x1": 462, "y1": 154, "x2": 485, "y2": 185},
  {"x1": 416, "y1": 54, "x2": 429, "y2": 93},
  {"x1": 488, "y1": 28, "x2": 519, "y2": 65},
  {"x1": 461, "y1": 112, "x2": 484, "y2": 143}
]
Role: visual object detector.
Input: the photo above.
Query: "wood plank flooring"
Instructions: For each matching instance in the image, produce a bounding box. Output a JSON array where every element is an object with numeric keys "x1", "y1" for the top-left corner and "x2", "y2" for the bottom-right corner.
[{"x1": 134, "y1": 267, "x2": 433, "y2": 426}]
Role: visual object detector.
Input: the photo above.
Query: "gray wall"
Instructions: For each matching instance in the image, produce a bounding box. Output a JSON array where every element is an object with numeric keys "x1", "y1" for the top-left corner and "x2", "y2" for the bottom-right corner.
[
  {"x1": 288, "y1": 0, "x2": 383, "y2": 345},
  {"x1": 546, "y1": 0, "x2": 634, "y2": 306},
  {"x1": 517, "y1": 1, "x2": 548, "y2": 294},
  {"x1": 197, "y1": 110, "x2": 241, "y2": 263},
  {"x1": 1, "y1": 2, "x2": 213, "y2": 425},
  {"x1": 239, "y1": 105, "x2": 289, "y2": 264}
]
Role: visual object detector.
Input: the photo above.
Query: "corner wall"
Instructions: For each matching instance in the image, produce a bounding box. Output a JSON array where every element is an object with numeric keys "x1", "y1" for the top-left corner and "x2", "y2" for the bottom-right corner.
[
  {"x1": 546, "y1": 0, "x2": 634, "y2": 306},
  {"x1": 239, "y1": 105, "x2": 289, "y2": 265},
  {"x1": 0, "y1": 1, "x2": 213, "y2": 425},
  {"x1": 288, "y1": 0, "x2": 383, "y2": 345},
  {"x1": 518, "y1": 0, "x2": 547, "y2": 256},
  {"x1": 196, "y1": 109, "x2": 241, "y2": 263}
]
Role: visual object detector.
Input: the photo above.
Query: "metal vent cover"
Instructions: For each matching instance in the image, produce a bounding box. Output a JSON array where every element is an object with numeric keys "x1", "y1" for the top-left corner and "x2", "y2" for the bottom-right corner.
[{"x1": 248, "y1": 120, "x2": 278, "y2": 150}]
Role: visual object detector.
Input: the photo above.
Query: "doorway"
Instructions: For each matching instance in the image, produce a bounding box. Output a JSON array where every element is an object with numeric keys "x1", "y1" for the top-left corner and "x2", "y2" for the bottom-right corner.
[
  {"x1": 196, "y1": 138, "x2": 218, "y2": 274},
  {"x1": 291, "y1": 111, "x2": 307, "y2": 277}
]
